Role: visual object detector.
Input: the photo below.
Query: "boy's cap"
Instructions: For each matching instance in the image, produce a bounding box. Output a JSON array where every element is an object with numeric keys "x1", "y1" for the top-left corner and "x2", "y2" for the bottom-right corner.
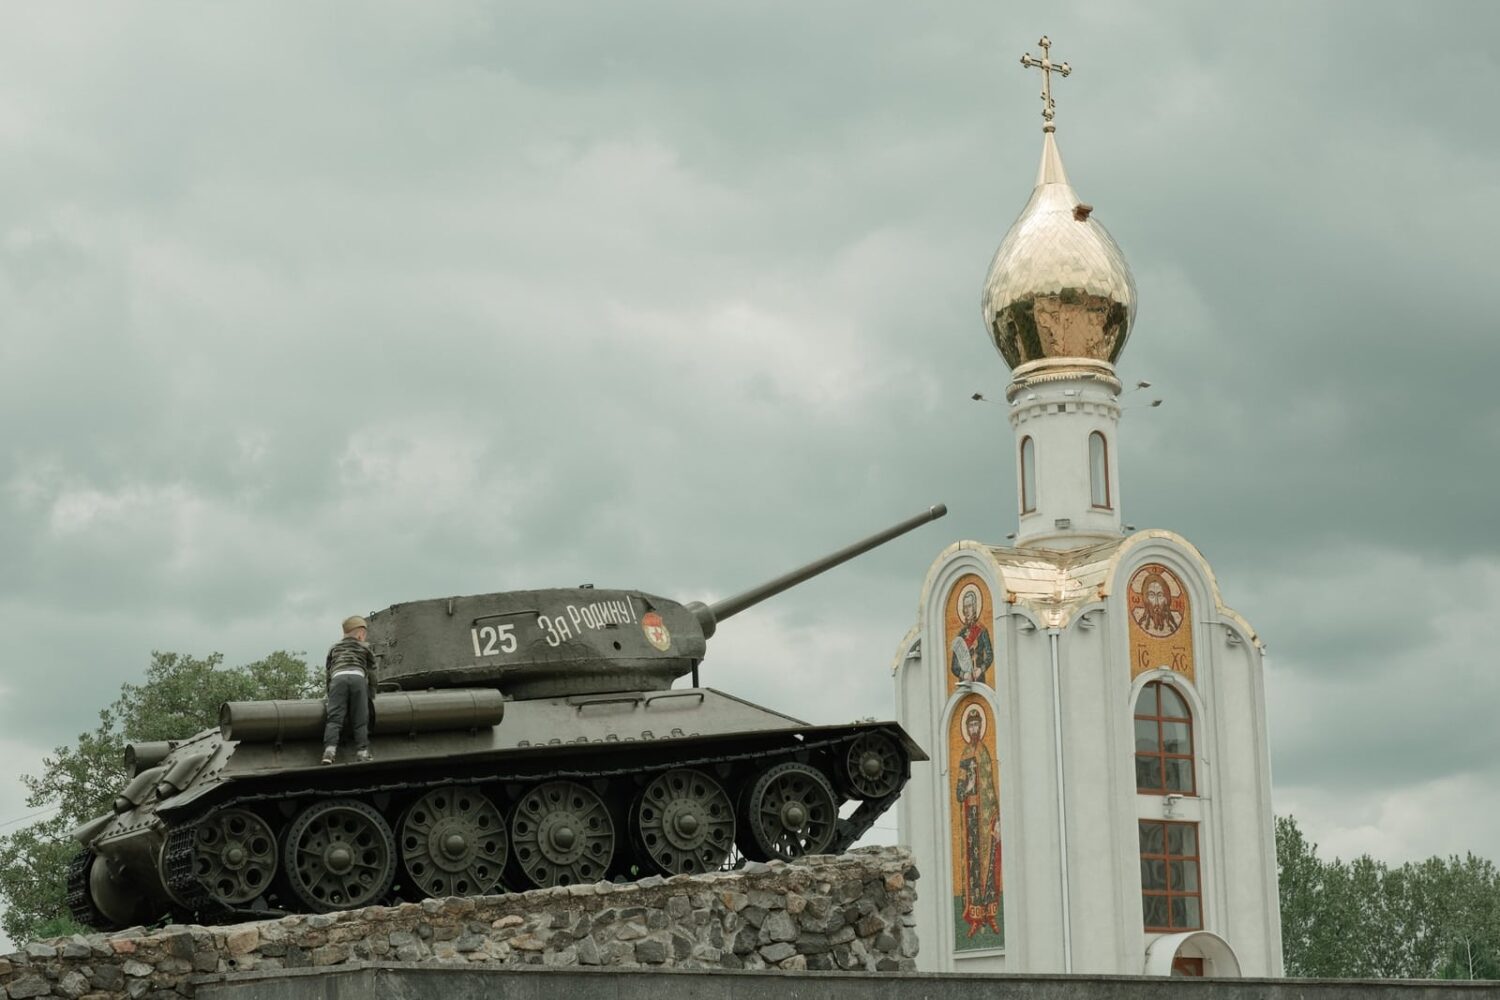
[{"x1": 342, "y1": 616, "x2": 368, "y2": 634}]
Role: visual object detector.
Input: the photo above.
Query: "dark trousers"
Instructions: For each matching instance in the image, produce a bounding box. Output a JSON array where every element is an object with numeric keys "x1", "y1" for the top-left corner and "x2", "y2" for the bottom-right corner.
[{"x1": 323, "y1": 672, "x2": 370, "y2": 750}]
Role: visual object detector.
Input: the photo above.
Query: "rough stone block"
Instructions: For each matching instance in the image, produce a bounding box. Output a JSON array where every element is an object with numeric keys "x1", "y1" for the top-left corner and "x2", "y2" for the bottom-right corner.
[
  {"x1": 576, "y1": 937, "x2": 603, "y2": 966},
  {"x1": 55, "y1": 971, "x2": 90, "y2": 1000},
  {"x1": 795, "y1": 932, "x2": 830, "y2": 955},
  {"x1": 746, "y1": 890, "x2": 783, "y2": 910},
  {"x1": 762, "y1": 910, "x2": 797, "y2": 943},
  {"x1": 542, "y1": 946, "x2": 577, "y2": 967},
  {"x1": 614, "y1": 921, "x2": 648, "y2": 942},
  {"x1": 758, "y1": 941, "x2": 796, "y2": 963},
  {"x1": 311, "y1": 944, "x2": 350, "y2": 966},
  {"x1": 90, "y1": 965, "x2": 125, "y2": 991},
  {"x1": 6, "y1": 973, "x2": 53, "y2": 999},
  {"x1": 223, "y1": 927, "x2": 259, "y2": 956},
  {"x1": 120, "y1": 960, "x2": 153, "y2": 978},
  {"x1": 633, "y1": 939, "x2": 668, "y2": 965}
]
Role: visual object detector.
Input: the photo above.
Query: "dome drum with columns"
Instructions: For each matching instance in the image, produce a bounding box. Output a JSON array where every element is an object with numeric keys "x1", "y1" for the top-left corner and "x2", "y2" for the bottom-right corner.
[{"x1": 891, "y1": 37, "x2": 1282, "y2": 980}]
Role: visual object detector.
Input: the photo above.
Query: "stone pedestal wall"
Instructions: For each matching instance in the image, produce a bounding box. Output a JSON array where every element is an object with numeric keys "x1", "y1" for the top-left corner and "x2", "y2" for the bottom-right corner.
[{"x1": 0, "y1": 847, "x2": 918, "y2": 999}]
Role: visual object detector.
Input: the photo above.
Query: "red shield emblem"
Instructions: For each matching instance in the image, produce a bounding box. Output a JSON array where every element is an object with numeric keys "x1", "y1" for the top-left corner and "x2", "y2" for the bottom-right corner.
[{"x1": 642, "y1": 612, "x2": 671, "y2": 652}]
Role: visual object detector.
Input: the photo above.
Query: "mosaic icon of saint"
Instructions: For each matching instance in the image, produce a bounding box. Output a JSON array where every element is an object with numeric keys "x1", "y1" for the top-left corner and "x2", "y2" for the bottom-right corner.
[
  {"x1": 1132, "y1": 570, "x2": 1183, "y2": 639},
  {"x1": 955, "y1": 704, "x2": 1002, "y2": 937},
  {"x1": 949, "y1": 584, "x2": 994, "y2": 685}
]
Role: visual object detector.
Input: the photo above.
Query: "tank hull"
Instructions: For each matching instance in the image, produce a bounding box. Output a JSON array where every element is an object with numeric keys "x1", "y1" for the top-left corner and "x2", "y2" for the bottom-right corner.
[{"x1": 71, "y1": 688, "x2": 924, "y2": 926}]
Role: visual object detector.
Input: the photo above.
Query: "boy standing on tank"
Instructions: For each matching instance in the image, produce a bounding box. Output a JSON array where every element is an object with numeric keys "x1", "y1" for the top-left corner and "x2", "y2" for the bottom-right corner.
[{"x1": 323, "y1": 615, "x2": 377, "y2": 765}]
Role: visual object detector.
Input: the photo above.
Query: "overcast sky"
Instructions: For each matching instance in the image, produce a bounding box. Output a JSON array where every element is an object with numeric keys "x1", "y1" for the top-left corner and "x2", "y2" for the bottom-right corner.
[{"x1": 1, "y1": 0, "x2": 1497, "y2": 946}]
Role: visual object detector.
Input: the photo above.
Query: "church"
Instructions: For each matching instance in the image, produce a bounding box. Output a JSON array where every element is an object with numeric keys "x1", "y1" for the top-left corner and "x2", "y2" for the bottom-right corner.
[{"x1": 892, "y1": 39, "x2": 1282, "y2": 978}]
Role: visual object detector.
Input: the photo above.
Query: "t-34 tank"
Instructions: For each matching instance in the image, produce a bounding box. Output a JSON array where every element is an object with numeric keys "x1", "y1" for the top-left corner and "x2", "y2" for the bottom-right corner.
[{"x1": 67, "y1": 504, "x2": 946, "y2": 927}]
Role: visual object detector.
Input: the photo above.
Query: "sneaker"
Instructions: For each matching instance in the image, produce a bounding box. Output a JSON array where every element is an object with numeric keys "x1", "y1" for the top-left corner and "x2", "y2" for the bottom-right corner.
[
  {"x1": 321, "y1": 746, "x2": 337, "y2": 765},
  {"x1": 355, "y1": 749, "x2": 374, "y2": 763}
]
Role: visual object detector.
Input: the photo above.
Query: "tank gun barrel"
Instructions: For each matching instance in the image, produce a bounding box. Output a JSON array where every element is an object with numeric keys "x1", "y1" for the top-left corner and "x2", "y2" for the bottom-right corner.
[{"x1": 686, "y1": 503, "x2": 947, "y2": 638}]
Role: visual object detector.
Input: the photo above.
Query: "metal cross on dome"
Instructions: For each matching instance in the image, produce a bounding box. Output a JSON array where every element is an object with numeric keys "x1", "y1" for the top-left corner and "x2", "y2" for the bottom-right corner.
[{"x1": 1020, "y1": 36, "x2": 1071, "y2": 132}]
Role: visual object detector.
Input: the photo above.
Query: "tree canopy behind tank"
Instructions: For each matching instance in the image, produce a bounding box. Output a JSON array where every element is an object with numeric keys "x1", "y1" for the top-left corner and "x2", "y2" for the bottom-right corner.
[{"x1": 0, "y1": 651, "x2": 318, "y2": 943}]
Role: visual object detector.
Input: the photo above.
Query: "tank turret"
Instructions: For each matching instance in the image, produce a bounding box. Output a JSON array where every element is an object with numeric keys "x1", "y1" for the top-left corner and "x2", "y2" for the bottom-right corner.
[
  {"x1": 369, "y1": 504, "x2": 947, "y2": 698},
  {"x1": 67, "y1": 505, "x2": 947, "y2": 928}
]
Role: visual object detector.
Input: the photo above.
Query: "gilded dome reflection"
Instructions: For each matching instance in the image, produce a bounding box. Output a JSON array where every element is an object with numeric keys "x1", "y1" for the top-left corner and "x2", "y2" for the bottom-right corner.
[{"x1": 981, "y1": 133, "x2": 1136, "y2": 369}]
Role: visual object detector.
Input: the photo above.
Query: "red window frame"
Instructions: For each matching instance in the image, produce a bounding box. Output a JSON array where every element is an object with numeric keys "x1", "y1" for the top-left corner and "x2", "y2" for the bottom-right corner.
[
  {"x1": 1134, "y1": 680, "x2": 1196, "y2": 796},
  {"x1": 1140, "y1": 820, "x2": 1203, "y2": 932}
]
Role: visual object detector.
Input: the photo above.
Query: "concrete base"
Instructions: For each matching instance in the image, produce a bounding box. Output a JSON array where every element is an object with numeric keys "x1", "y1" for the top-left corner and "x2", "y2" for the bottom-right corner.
[{"x1": 195, "y1": 963, "x2": 1495, "y2": 999}]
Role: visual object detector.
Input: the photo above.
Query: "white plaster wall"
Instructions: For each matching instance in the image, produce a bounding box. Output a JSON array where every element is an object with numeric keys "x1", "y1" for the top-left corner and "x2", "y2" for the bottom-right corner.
[
  {"x1": 1109, "y1": 536, "x2": 1283, "y2": 978},
  {"x1": 1009, "y1": 375, "x2": 1121, "y2": 548},
  {"x1": 895, "y1": 533, "x2": 1282, "y2": 978}
]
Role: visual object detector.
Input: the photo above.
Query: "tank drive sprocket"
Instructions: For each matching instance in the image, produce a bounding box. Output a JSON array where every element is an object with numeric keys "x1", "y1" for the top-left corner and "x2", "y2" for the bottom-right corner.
[
  {"x1": 399, "y1": 786, "x2": 508, "y2": 898},
  {"x1": 630, "y1": 768, "x2": 735, "y2": 876},
  {"x1": 840, "y1": 731, "x2": 906, "y2": 800},
  {"x1": 282, "y1": 798, "x2": 397, "y2": 912},
  {"x1": 740, "y1": 761, "x2": 838, "y2": 861},
  {"x1": 188, "y1": 808, "x2": 278, "y2": 908}
]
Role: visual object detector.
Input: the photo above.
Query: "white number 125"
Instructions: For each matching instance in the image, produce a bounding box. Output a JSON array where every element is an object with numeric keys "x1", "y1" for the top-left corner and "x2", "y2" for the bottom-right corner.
[{"x1": 470, "y1": 624, "x2": 518, "y2": 657}]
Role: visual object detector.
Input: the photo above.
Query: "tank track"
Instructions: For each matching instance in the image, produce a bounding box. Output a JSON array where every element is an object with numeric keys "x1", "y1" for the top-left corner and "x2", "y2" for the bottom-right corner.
[
  {"x1": 65, "y1": 849, "x2": 108, "y2": 929},
  {"x1": 163, "y1": 822, "x2": 226, "y2": 923},
  {"x1": 161, "y1": 727, "x2": 905, "y2": 921}
]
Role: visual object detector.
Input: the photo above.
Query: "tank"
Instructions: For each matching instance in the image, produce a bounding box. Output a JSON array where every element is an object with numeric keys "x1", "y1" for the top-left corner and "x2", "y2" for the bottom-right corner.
[{"x1": 66, "y1": 504, "x2": 946, "y2": 927}]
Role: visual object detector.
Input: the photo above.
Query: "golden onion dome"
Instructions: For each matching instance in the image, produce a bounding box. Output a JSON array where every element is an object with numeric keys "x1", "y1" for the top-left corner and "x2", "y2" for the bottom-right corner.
[{"x1": 980, "y1": 131, "x2": 1136, "y2": 369}]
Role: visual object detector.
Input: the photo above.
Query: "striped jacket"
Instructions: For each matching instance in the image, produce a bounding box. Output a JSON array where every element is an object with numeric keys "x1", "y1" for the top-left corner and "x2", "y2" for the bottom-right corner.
[{"x1": 325, "y1": 637, "x2": 377, "y2": 685}]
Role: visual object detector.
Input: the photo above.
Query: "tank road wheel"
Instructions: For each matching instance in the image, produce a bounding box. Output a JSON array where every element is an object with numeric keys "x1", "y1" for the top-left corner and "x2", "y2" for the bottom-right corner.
[
  {"x1": 740, "y1": 762, "x2": 838, "y2": 862},
  {"x1": 631, "y1": 769, "x2": 735, "y2": 876},
  {"x1": 192, "y1": 809, "x2": 279, "y2": 907},
  {"x1": 399, "y1": 786, "x2": 508, "y2": 898},
  {"x1": 840, "y1": 731, "x2": 906, "y2": 800},
  {"x1": 283, "y1": 799, "x2": 396, "y2": 912},
  {"x1": 510, "y1": 781, "x2": 614, "y2": 888}
]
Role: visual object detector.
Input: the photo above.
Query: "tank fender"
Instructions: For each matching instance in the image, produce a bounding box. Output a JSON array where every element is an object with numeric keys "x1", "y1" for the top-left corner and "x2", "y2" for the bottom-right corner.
[{"x1": 70, "y1": 812, "x2": 115, "y2": 848}]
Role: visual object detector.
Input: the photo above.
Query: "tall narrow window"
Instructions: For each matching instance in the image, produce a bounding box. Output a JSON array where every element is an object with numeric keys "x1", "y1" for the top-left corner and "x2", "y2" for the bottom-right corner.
[
  {"x1": 1140, "y1": 821, "x2": 1203, "y2": 931},
  {"x1": 1089, "y1": 431, "x2": 1110, "y2": 509},
  {"x1": 1134, "y1": 681, "x2": 1195, "y2": 795},
  {"x1": 1020, "y1": 436, "x2": 1036, "y2": 514}
]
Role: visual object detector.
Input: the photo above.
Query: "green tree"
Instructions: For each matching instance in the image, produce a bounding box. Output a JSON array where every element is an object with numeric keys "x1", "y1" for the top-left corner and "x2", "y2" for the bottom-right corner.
[
  {"x1": 0, "y1": 651, "x2": 318, "y2": 943},
  {"x1": 1278, "y1": 814, "x2": 1500, "y2": 979}
]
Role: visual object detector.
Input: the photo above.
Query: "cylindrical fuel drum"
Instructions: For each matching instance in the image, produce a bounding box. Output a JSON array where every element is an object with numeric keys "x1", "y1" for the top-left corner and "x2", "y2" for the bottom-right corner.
[{"x1": 219, "y1": 688, "x2": 504, "y2": 743}]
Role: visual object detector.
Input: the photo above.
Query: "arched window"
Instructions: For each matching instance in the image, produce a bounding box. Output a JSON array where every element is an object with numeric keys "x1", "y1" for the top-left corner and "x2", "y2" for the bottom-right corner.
[
  {"x1": 1020, "y1": 436, "x2": 1036, "y2": 514},
  {"x1": 1089, "y1": 431, "x2": 1110, "y2": 509},
  {"x1": 1134, "y1": 680, "x2": 1195, "y2": 795}
]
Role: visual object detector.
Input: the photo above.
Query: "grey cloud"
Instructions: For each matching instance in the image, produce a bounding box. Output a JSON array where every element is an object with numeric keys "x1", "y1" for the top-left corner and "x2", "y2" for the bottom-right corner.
[{"x1": 0, "y1": 0, "x2": 1497, "y2": 870}]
